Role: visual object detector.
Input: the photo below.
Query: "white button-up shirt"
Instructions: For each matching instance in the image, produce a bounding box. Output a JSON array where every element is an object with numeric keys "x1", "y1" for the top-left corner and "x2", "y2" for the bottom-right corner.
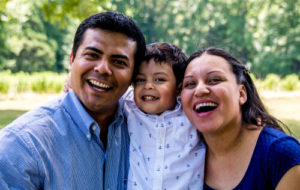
[{"x1": 123, "y1": 89, "x2": 206, "y2": 190}]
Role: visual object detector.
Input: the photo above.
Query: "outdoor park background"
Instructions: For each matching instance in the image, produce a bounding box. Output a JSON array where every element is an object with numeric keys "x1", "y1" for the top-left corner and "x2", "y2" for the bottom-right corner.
[{"x1": 0, "y1": 0, "x2": 299, "y2": 139}]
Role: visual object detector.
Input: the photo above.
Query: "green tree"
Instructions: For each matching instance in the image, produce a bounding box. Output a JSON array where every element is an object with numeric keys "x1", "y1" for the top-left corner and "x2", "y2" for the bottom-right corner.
[
  {"x1": 251, "y1": 0, "x2": 300, "y2": 77},
  {"x1": 1, "y1": 0, "x2": 69, "y2": 72}
]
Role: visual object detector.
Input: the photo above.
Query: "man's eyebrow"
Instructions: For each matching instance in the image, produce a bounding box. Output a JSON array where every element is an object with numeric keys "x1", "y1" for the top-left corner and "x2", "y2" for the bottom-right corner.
[
  {"x1": 84, "y1": 47, "x2": 129, "y2": 61},
  {"x1": 85, "y1": 47, "x2": 103, "y2": 54},
  {"x1": 111, "y1": 54, "x2": 129, "y2": 61}
]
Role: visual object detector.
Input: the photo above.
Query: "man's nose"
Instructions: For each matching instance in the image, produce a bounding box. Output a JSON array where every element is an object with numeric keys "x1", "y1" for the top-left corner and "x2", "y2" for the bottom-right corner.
[{"x1": 94, "y1": 59, "x2": 112, "y2": 75}]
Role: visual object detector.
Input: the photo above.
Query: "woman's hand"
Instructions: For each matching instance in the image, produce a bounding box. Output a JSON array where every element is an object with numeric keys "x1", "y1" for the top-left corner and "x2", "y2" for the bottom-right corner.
[{"x1": 63, "y1": 73, "x2": 72, "y2": 93}]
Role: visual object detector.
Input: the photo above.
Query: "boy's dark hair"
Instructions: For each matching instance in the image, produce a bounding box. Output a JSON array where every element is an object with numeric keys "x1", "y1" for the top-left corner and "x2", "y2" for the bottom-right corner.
[
  {"x1": 187, "y1": 47, "x2": 286, "y2": 132},
  {"x1": 72, "y1": 11, "x2": 146, "y2": 79},
  {"x1": 139, "y1": 42, "x2": 187, "y2": 85}
]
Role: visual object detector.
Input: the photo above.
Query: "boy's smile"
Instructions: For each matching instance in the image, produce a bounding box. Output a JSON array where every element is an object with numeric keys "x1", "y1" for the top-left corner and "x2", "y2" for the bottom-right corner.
[{"x1": 133, "y1": 59, "x2": 179, "y2": 115}]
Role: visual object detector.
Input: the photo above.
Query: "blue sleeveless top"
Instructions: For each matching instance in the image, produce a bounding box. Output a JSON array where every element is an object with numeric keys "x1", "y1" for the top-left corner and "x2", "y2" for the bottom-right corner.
[{"x1": 204, "y1": 127, "x2": 300, "y2": 190}]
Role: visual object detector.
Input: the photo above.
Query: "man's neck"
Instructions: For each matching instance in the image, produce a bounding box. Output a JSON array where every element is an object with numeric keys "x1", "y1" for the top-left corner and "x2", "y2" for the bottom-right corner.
[{"x1": 88, "y1": 106, "x2": 117, "y2": 149}]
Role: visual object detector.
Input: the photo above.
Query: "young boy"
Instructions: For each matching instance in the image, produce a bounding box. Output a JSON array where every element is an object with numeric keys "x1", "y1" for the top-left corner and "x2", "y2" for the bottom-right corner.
[{"x1": 123, "y1": 42, "x2": 206, "y2": 190}]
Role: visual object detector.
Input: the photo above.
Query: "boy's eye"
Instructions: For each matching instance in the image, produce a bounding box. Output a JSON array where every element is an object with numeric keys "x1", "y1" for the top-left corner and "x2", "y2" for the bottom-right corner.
[
  {"x1": 135, "y1": 78, "x2": 145, "y2": 83},
  {"x1": 154, "y1": 78, "x2": 166, "y2": 82}
]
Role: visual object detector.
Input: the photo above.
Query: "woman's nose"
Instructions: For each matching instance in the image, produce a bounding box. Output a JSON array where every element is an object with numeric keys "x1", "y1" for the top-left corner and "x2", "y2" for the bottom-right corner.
[{"x1": 194, "y1": 83, "x2": 210, "y2": 97}]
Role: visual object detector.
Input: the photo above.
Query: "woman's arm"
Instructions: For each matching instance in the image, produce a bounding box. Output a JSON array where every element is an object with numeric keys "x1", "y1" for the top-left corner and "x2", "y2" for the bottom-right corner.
[{"x1": 276, "y1": 165, "x2": 300, "y2": 190}]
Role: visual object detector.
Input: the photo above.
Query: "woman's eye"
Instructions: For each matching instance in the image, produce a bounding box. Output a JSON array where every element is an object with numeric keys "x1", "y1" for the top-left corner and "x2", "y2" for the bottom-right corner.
[
  {"x1": 208, "y1": 78, "x2": 222, "y2": 84},
  {"x1": 183, "y1": 81, "x2": 195, "y2": 88}
]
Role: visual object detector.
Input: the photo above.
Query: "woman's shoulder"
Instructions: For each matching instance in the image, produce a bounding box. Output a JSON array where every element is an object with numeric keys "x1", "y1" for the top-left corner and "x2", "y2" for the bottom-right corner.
[
  {"x1": 257, "y1": 126, "x2": 300, "y2": 158},
  {"x1": 259, "y1": 126, "x2": 298, "y2": 144},
  {"x1": 257, "y1": 126, "x2": 300, "y2": 188}
]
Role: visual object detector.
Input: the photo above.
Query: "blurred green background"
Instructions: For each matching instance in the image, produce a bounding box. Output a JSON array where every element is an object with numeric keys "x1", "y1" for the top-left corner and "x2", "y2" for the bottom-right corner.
[{"x1": 1, "y1": 0, "x2": 300, "y2": 77}]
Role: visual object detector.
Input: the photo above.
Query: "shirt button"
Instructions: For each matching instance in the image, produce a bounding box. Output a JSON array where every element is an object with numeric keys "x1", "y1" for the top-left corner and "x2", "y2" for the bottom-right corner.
[
  {"x1": 92, "y1": 125, "x2": 97, "y2": 131},
  {"x1": 86, "y1": 134, "x2": 91, "y2": 139}
]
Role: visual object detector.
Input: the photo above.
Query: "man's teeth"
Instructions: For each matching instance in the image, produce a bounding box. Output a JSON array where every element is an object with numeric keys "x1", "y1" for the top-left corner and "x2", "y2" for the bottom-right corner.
[
  {"x1": 89, "y1": 80, "x2": 110, "y2": 89},
  {"x1": 195, "y1": 102, "x2": 217, "y2": 111}
]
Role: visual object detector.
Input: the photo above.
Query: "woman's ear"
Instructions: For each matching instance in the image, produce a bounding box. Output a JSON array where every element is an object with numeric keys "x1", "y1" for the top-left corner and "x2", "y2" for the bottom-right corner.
[
  {"x1": 239, "y1": 85, "x2": 247, "y2": 105},
  {"x1": 177, "y1": 82, "x2": 183, "y2": 95}
]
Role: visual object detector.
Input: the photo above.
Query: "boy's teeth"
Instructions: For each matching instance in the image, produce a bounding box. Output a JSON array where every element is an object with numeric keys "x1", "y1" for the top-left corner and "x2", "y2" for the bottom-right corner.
[
  {"x1": 195, "y1": 102, "x2": 217, "y2": 111},
  {"x1": 89, "y1": 80, "x2": 110, "y2": 88},
  {"x1": 143, "y1": 96, "x2": 157, "y2": 100}
]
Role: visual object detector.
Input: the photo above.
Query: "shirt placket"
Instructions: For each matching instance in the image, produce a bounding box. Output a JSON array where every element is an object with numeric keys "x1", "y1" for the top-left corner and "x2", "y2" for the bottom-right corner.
[{"x1": 153, "y1": 116, "x2": 166, "y2": 189}]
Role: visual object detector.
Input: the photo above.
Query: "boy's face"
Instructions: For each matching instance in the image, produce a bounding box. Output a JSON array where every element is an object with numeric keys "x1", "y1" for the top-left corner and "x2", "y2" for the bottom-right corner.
[{"x1": 133, "y1": 59, "x2": 179, "y2": 115}]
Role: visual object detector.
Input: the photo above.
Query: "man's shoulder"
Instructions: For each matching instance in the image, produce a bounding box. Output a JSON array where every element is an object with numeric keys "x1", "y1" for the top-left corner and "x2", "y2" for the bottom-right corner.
[{"x1": 1, "y1": 94, "x2": 67, "y2": 135}]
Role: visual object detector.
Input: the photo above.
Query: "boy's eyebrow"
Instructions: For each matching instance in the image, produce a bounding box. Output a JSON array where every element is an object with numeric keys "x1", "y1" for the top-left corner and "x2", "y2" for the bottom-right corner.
[
  {"x1": 183, "y1": 75, "x2": 193, "y2": 79},
  {"x1": 153, "y1": 72, "x2": 169, "y2": 76},
  {"x1": 84, "y1": 46, "x2": 129, "y2": 60}
]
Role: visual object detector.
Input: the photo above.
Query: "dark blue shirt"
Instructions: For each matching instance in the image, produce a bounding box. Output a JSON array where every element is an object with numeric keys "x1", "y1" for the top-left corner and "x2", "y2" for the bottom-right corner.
[
  {"x1": 204, "y1": 127, "x2": 300, "y2": 190},
  {"x1": 0, "y1": 90, "x2": 129, "y2": 190}
]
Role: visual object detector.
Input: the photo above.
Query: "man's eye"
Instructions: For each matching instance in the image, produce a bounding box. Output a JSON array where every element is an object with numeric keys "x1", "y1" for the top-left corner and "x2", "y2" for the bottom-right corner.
[
  {"x1": 85, "y1": 53, "x2": 98, "y2": 59},
  {"x1": 113, "y1": 60, "x2": 127, "y2": 66}
]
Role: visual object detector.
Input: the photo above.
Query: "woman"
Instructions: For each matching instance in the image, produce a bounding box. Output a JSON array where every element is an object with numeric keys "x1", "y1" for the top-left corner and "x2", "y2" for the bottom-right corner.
[{"x1": 181, "y1": 47, "x2": 300, "y2": 189}]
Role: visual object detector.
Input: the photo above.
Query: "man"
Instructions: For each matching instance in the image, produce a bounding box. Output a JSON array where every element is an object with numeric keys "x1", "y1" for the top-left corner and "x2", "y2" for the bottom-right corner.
[{"x1": 0, "y1": 11, "x2": 146, "y2": 190}]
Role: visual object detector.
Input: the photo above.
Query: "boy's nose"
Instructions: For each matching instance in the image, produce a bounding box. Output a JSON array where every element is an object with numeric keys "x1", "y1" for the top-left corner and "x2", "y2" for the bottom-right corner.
[{"x1": 145, "y1": 81, "x2": 154, "y2": 89}]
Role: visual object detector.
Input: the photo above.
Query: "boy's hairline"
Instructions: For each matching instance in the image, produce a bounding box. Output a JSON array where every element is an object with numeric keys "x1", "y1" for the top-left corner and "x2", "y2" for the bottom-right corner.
[{"x1": 132, "y1": 58, "x2": 178, "y2": 82}]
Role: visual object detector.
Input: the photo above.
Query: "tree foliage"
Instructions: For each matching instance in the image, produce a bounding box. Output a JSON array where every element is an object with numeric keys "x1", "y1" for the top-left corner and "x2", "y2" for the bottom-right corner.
[
  {"x1": 0, "y1": 0, "x2": 299, "y2": 77},
  {"x1": 1, "y1": 0, "x2": 69, "y2": 72}
]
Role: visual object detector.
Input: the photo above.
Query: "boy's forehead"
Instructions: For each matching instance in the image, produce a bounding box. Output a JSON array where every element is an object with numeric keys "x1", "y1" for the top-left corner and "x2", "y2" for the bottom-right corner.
[
  {"x1": 138, "y1": 59, "x2": 174, "y2": 74},
  {"x1": 141, "y1": 58, "x2": 172, "y2": 67}
]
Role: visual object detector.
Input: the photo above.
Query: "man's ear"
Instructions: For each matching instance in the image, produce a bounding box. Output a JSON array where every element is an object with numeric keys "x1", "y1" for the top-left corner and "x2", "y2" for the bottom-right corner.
[
  {"x1": 69, "y1": 51, "x2": 74, "y2": 68},
  {"x1": 239, "y1": 84, "x2": 247, "y2": 105}
]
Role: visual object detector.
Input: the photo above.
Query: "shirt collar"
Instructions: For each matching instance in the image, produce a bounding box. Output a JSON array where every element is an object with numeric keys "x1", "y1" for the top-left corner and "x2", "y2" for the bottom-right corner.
[
  {"x1": 62, "y1": 90, "x2": 96, "y2": 137},
  {"x1": 62, "y1": 90, "x2": 125, "y2": 139}
]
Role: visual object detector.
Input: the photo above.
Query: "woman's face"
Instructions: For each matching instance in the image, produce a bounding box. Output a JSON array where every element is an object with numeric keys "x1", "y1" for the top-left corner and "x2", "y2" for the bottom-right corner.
[{"x1": 181, "y1": 53, "x2": 247, "y2": 134}]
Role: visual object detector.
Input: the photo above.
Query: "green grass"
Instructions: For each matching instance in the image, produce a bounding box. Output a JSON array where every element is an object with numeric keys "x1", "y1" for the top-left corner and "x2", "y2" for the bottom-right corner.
[
  {"x1": 0, "y1": 110, "x2": 27, "y2": 129},
  {"x1": 283, "y1": 119, "x2": 300, "y2": 140}
]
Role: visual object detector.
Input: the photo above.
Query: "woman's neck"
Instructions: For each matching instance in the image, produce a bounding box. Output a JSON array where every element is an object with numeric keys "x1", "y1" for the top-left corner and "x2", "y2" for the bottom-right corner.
[
  {"x1": 203, "y1": 123, "x2": 262, "y2": 189},
  {"x1": 204, "y1": 123, "x2": 246, "y2": 157}
]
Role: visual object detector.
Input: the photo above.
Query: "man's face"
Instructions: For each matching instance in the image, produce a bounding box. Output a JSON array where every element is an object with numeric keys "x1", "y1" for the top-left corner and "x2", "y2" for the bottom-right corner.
[{"x1": 70, "y1": 28, "x2": 136, "y2": 116}]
